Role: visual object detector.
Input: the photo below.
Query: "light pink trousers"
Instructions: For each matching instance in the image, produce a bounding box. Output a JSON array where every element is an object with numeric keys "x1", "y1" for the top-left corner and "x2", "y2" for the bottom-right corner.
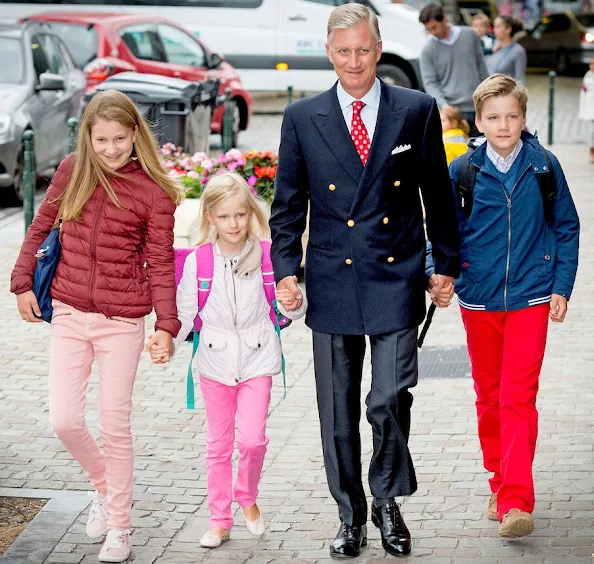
[
  {"x1": 48, "y1": 300, "x2": 145, "y2": 530},
  {"x1": 199, "y1": 375, "x2": 272, "y2": 529}
]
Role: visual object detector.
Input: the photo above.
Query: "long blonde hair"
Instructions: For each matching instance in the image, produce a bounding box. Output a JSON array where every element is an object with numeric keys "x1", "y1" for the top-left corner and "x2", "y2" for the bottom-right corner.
[
  {"x1": 59, "y1": 90, "x2": 183, "y2": 221},
  {"x1": 195, "y1": 172, "x2": 270, "y2": 245}
]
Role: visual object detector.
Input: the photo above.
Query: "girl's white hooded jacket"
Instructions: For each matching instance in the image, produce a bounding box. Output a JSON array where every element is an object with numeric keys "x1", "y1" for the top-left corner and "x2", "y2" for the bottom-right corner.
[{"x1": 173, "y1": 237, "x2": 306, "y2": 386}]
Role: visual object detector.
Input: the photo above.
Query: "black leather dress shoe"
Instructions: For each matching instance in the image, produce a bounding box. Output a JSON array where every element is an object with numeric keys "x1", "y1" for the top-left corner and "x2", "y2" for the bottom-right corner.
[
  {"x1": 371, "y1": 501, "x2": 412, "y2": 557},
  {"x1": 329, "y1": 522, "x2": 368, "y2": 558}
]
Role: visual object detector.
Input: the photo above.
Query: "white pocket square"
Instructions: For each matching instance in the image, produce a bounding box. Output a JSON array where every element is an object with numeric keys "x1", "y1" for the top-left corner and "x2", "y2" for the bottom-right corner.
[{"x1": 391, "y1": 144, "x2": 411, "y2": 155}]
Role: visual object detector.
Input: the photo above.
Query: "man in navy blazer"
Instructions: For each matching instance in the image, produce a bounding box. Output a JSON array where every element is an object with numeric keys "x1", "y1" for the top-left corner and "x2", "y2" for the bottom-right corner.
[{"x1": 270, "y1": 3, "x2": 459, "y2": 558}]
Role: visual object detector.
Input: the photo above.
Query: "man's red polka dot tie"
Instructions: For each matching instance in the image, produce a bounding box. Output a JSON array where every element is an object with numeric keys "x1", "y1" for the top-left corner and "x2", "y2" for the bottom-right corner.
[{"x1": 350, "y1": 100, "x2": 370, "y2": 166}]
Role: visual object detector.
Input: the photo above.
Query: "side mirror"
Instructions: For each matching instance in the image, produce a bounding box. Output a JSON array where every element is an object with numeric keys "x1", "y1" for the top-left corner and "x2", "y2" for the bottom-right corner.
[
  {"x1": 37, "y1": 72, "x2": 65, "y2": 91},
  {"x1": 208, "y1": 52, "x2": 223, "y2": 69}
]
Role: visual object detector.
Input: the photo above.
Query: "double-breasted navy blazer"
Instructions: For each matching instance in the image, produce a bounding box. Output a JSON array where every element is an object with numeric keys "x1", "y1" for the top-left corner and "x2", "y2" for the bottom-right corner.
[{"x1": 270, "y1": 80, "x2": 460, "y2": 335}]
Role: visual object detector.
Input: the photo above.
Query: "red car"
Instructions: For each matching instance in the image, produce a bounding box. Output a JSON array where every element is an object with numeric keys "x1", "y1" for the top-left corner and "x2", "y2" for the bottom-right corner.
[{"x1": 20, "y1": 12, "x2": 252, "y2": 146}]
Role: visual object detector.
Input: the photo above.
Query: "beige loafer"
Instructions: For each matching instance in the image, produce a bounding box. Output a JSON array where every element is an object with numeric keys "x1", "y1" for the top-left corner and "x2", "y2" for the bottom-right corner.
[
  {"x1": 199, "y1": 529, "x2": 231, "y2": 548},
  {"x1": 498, "y1": 509, "x2": 534, "y2": 538}
]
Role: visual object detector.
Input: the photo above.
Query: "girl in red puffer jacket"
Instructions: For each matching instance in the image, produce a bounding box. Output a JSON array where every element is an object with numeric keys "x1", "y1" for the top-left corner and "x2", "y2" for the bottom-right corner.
[{"x1": 10, "y1": 90, "x2": 183, "y2": 563}]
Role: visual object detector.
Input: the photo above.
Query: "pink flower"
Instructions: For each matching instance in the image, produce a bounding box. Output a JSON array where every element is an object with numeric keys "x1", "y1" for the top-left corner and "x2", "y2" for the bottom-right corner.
[
  {"x1": 247, "y1": 175, "x2": 257, "y2": 186},
  {"x1": 218, "y1": 153, "x2": 228, "y2": 164},
  {"x1": 200, "y1": 176, "x2": 209, "y2": 184},
  {"x1": 227, "y1": 161, "x2": 238, "y2": 171},
  {"x1": 168, "y1": 169, "x2": 180, "y2": 177},
  {"x1": 161, "y1": 142, "x2": 176, "y2": 155},
  {"x1": 225, "y1": 148, "x2": 242, "y2": 161},
  {"x1": 191, "y1": 151, "x2": 207, "y2": 163},
  {"x1": 236, "y1": 157, "x2": 246, "y2": 166},
  {"x1": 164, "y1": 160, "x2": 174, "y2": 168},
  {"x1": 187, "y1": 170, "x2": 200, "y2": 179},
  {"x1": 201, "y1": 159, "x2": 213, "y2": 172},
  {"x1": 249, "y1": 186, "x2": 257, "y2": 195}
]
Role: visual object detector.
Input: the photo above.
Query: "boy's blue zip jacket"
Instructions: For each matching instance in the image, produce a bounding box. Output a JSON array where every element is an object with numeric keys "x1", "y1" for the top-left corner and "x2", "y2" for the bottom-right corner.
[{"x1": 449, "y1": 131, "x2": 579, "y2": 312}]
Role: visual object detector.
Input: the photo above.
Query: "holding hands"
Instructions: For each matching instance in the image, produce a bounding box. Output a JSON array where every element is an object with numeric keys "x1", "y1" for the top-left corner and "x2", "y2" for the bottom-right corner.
[
  {"x1": 429, "y1": 274, "x2": 455, "y2": 308},
  {"x1": 276, "y1": 275, "x2": 303, "y2": 311},
  {"x1": 145, "y1": 330, "x2": 174, "y2": 364}
]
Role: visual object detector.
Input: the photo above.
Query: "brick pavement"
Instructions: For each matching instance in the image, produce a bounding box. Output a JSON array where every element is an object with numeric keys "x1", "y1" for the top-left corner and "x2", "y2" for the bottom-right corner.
[{"x1": 0, "y1": 138, "x2": 593, "y2": 562}]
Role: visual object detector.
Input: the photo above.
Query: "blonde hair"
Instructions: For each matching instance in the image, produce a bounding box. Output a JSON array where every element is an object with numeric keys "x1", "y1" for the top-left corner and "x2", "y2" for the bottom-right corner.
[
  {"x1": 473, "y1": 73, "x2": 528, "y2": 118},
  {"x1": 194, "y1": 171, "x2": 270, "y2": 245},
  {"x1": 59, "y1": 90, "x2": 183, "y2": 221},
  {"x1": 327, "y1": 3, "x2": 381, "y2": 44},
  {"x1": 441, "y1": 104, "x2": 470, "y2": 136},
  {"x1": 471, "y1": 13, "x2": 490, "y2": 27}
]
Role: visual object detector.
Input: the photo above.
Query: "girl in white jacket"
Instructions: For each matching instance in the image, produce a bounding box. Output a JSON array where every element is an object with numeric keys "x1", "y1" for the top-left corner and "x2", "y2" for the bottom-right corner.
[
  {"x1": 579, "y1": 57, "x2": 594, "y2": 163},
  {"x1": 150, "y1": 172, "x2": 305, "y2": 549}
]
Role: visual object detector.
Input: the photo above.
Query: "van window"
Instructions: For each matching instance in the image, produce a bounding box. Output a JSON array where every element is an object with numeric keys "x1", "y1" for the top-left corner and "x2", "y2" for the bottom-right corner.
[
  {"x1": 0, "y1": 0, "x2": 263, "y2": 5},
  {"x1": 305, "y1": 0, "x2": 337, "y2": 5}
]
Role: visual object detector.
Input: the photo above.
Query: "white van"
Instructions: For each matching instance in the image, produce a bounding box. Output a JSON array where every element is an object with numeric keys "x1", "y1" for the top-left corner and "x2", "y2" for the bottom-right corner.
[{"x1": 0, "y1": 0, "x2": 427, "y2": 91}]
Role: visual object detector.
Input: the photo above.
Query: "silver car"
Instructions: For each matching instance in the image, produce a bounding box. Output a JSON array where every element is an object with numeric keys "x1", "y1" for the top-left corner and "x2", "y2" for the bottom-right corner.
[{"x1": 0, "y1": 21, "x2": 86, "y2": 204}]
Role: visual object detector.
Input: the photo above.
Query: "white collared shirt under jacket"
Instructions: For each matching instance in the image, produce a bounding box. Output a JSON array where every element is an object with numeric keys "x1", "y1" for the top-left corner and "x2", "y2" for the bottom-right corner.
[{"x1": 173, "y1": 239, "x2": 305, "y2": 386}]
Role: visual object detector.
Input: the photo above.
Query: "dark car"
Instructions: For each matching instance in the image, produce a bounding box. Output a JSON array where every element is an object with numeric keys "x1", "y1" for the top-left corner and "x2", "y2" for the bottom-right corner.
[
  {"x1": 0, "y1": 21, "x2": 86, "y2": 203},
  {"x1": 518, "y1": 11, "x2": 594, "y2": 73},
  {"x1": 21, "y1": 12, "x2": 253, "y2": 148}
]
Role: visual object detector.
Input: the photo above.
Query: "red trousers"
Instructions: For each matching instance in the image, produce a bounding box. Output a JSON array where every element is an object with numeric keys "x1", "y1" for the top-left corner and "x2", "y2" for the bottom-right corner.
[{"x1": 460, "y1": 304, "x2": 549, "y2": 519}]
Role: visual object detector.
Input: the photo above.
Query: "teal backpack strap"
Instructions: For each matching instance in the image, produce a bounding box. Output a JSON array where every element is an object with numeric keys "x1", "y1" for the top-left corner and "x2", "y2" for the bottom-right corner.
[
  {"x1": 186, "y1": 243, "x2": 214, "y2": 409},
  {"x1": 272, "y1": 298, "x2": 286, "y2": 400},
  {"x1": 186, "y1": 330, "x2": 199, "y2": 409}
]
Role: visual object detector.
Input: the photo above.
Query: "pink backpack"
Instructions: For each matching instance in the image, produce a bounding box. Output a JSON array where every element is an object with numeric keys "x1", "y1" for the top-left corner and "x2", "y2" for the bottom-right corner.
[{"x1": 174, "y1": 240, "x2": 291, "y2": 408}]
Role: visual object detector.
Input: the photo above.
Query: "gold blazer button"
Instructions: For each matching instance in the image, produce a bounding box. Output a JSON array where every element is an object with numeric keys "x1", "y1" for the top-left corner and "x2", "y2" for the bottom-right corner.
[
  {"x1": 387, "y1": 256, "x2": 395, "y2": 263},
  {"x1": 347, "y1": 219, "x2": 355, "y2": 227},
  {"x1": 345, "y1": 258, "x2": 352, "y2": 265},
  {"x1": 394, "y1": 180, "x2": 401, "y2": 187},
  {"x1": 383, "y1": 217, "x2": 389, "y2": 224},
  {"x1": 329, "y1": 184, "x2": 336, "y2": 191}
]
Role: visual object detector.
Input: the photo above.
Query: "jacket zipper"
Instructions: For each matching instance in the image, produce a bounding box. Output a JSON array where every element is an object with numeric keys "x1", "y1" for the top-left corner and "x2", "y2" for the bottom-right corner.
[
  {"x1": 226, "y1": 257, "x2": 241, "y2": 384},
  {"x1": 88, "y1": 190, "x2": 107, "y2": 307},
  {"x1": 501, "y1": 164, "x2": 532, "y2": 311}
]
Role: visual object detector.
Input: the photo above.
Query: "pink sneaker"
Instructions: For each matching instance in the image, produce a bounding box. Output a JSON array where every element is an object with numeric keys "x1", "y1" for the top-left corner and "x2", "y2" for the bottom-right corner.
[
  {"x1": 98, "y1": 529, "x2": 131, "y2": 563},
  {"x1": 86, "y1": 491, "x2": 108, "y2": 538}
]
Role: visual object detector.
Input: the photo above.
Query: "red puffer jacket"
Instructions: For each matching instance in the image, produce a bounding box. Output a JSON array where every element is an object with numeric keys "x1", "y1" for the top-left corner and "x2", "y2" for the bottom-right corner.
[{"x1": 11, "y1": 154, "x2": 181, "y2": 337}]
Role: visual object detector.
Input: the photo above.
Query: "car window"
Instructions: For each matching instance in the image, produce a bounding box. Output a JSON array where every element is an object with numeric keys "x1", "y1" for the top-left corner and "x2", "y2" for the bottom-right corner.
[
  {"x1": 37, "y1": 33, "x2": 67, "y2": 75},
  {"x1": 53, "y1": 36, "x2": 76, "y2": 71},
  {"x1": 157, "y1": 24, "x2": 206, "y2": 67},
  {"x1": 576, "y1": 15, "x2": 594, "y2": 27},
  {"x1": 541, "y1": 15, "x2": 571, "y2": 33},
  {"x1": 120, "y1": 25, "x2": 166, "y2": 62},
  {"x1": 30, "y1": 33, "x2": 51, "y2": 79},
  {"x1": 45, "y1": 22, "x2": 99, "y2": 69},
  {"x1": 0, "y1": 37, "x2": 25, "y2": 84}
]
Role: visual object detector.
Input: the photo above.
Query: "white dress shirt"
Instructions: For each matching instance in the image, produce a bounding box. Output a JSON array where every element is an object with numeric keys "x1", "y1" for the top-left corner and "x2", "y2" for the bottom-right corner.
[{"x1": 336, "y1": 77, "x2": 381, "y2": 144}]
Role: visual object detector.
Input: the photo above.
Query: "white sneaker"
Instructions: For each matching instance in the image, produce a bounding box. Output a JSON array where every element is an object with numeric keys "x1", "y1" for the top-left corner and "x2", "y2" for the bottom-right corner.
[
  {"x1": 86, "y1": 491, "x2": 108, "y2": 539},
  {"x1": 98, "y1": 529, "x2": 131, "y2": 562}
]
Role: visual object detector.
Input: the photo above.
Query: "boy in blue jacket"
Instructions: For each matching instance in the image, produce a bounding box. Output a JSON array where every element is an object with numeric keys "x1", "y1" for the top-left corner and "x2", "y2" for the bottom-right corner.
[{"x1": 449, "y1": 74, "x2": 579, "y2": 538}]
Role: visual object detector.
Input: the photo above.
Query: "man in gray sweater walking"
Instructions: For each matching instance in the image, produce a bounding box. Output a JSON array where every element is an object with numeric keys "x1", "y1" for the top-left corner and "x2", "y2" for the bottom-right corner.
[{"x1": 419, "y1": 4, "x2": 489, "y2": 136}]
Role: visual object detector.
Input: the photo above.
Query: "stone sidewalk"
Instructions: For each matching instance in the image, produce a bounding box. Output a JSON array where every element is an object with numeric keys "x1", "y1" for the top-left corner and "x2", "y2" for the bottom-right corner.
[{"x1": 0, "y1": 143, "x2": 593, "y2": 564}]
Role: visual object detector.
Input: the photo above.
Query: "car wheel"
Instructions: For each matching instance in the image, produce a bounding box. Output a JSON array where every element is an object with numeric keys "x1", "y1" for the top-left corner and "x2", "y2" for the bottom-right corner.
[
  {"x1": 6, "y1": 145, "x2": 25, "y2": 206},
  {"x1": 555, "y1": 49, "x2": 569, "y2": 75},
  {"x1": 376, "y1": 64, "x2": 413, "y2": 89},
  {"x1": 220, "y1": 99, "x2": 240, "y2": 149}
]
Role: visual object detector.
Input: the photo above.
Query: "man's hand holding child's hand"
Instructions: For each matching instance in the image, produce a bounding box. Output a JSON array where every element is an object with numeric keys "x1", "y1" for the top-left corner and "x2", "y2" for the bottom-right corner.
[
  {"x1": 276, "y1": 275, "x2": 303, "y2": 311},
  {"x1": 429, "y1": 274, "x2": 454, "y2": 308}
]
